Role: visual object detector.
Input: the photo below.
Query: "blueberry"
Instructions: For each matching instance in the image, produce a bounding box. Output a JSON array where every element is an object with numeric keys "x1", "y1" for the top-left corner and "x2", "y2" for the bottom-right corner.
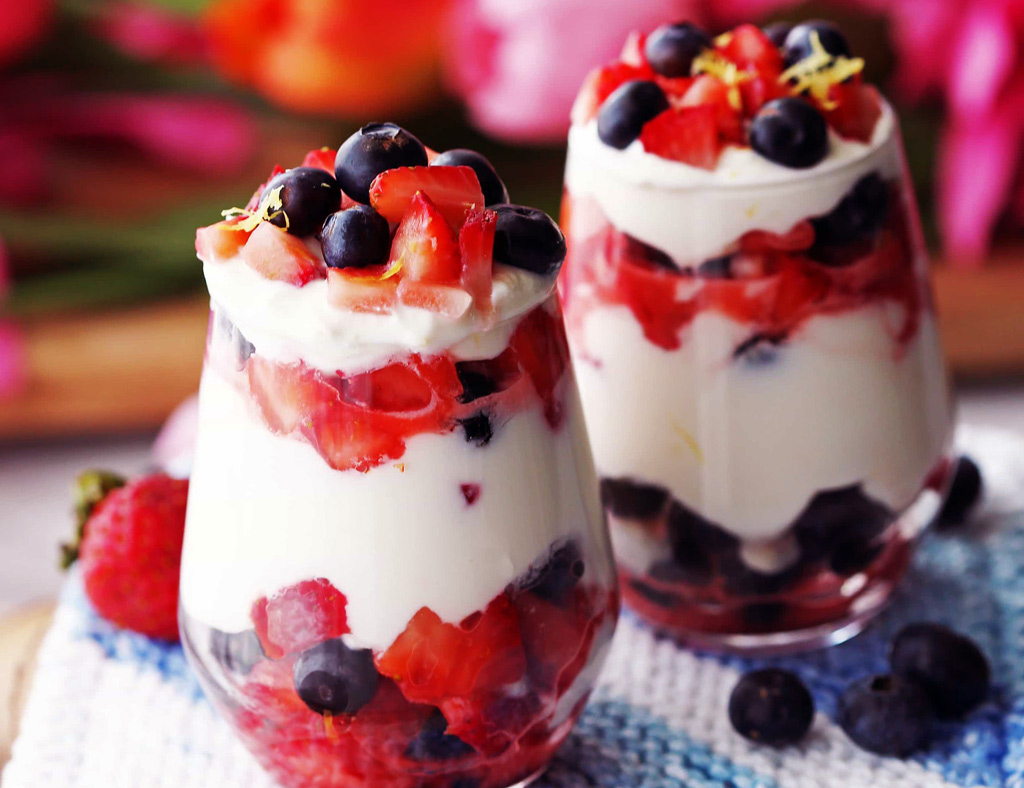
[
  {"x1": 644, "y1": 21, "x2": 712, "y2": 78},
  {"x1": 597, "y1": 80, "x2": 670, "y2": 150},
  {"x1": 784, "y1": 20, "x2": 852, "y2": 66},
  {"x1": 649, "y1": 556, "x2": 712, "y2": 587},
  {"x1": 750, "y1": 98, "x2": 829, "y2": 169},
  {"x1": 616, "y1": 232, "x2": 679, "y2": 272},
  {"x1": 335, "y1": 122, "x2": 428, "y2": 204},
  {"x1": 217, "y1": 312, "x2": 254, "y2": 369},
  {"x1": 890, "y1": 623, "x2": 990, "y2": 717},
  {"x1": 210, "y1": 629, "x2": 264, "y2": 675},
  {"x1": 516, "y1": 541, "x2": 585, "y2": 606},
  {"x1": 666, "y1": 500, "x2": 738, "y2": 558},
  {"x1": 696, "y1": 255, "x2": 733, "y2": 278},
  {"x1": 260, "y1": 167, "x2": 342, "y2": 237},
  {"x1": 937, "y1": 456, "x2": 983, "y2": 529},
  {"x1": 763, "y1": 22, "x2": 793, "y2": 49},
  {"x1": 459, "y1": 412, "x2": 493, "y2": 446},
  {"x1": 405, "y1": 709, "x2": 475, "y2": 761},
  {"x1": 792, "y1": 484, "x2": 892, "y2": 564},
  {"x1": 293, "y1": 638, "x2": 378, "y2": 715},
  {"x1": 828, "y1": 539, "x2": 884, "y2": 576},
  {"x1": 492, "y1": 204, "x2": 567, "y2": 276},
  {"x1": 319, "y1": 205, "x2": 391, "y2": 269},
  {"x1": 455, "y1": 362, "x2": 498, "y2": 404},
  {"x1": 599, "y1": 477, "x2": 668, "y2": 519},
  {"x1": 719, "y1": 554, "x2": 803, "y2": 596},
  {"x1": 729, "y1": 669, "x2": 814, "y2": 746},
  {"x1": 837, "y1": 674, "x2": 934, "y2": 756},
  {"x1": 432, "y1": 148, "x2": 509, "y2": 206},
  {"x1": 732, "y1": 333, "x2": 783, "y2": 365},
  {"x1": 810, "y1": 173, "x2": 889, "y2": 263}
]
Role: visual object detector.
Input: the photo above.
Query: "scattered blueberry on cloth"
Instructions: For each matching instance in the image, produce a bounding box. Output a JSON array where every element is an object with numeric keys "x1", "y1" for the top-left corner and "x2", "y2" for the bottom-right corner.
[{"x1": 4, "y1": 426, "x2": 1024, "y2": 788}]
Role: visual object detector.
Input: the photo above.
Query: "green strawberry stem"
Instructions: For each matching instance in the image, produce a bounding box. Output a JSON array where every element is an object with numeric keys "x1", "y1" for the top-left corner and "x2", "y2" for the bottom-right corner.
[{"x1": 61, "y1": 470, "x2": 127, "y2": 569}]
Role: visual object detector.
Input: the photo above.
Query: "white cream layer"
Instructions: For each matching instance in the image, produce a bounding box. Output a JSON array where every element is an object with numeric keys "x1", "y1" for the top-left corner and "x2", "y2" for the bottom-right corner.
[
  {"x1": 573, "y1": 304, "x2": 952, "y2": 543},
  {"x1": 179, "y1": 368, "x2": 613, "y2": 650},
  {"x1": 202, "y1": 251, "x2": 555, "y2": 375},
  {"x1": 564, "y1": 103, "x2": 900, "y2": 265}
]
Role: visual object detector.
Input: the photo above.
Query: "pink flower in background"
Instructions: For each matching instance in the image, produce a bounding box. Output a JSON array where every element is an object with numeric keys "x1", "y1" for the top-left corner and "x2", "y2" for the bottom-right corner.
[
  {"x1": 0, "y1": 239, "x2": 26, "y2": 398},
  {"x1": 445, "y1": 0, "x2": 704, "y2": 143},
  {"x1": 153, "y1": 395, "x2": 199, "y2": 478},
  {"x1": 93, "y1": 2, "x2": 207, "y2": 66},
  {"x1": 0, "y1": 0, "x2": 53, "y2": 68}
]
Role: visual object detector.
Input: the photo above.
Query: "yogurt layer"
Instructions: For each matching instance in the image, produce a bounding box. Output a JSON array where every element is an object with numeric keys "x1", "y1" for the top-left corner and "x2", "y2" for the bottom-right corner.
[{"x1": 180, "y1": 367, "x2": 611, "y2": 650}]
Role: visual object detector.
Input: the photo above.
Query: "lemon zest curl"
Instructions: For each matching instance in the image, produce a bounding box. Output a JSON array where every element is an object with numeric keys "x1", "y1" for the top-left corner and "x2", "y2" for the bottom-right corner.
[
  {"x1": 221, "y1": 185, "x2": 289, "y2": 232},
  {"x1": 691, "y1": 50, "x2": 749, "y2": 111},
  {"x1": 779, "y1": 31, "x2": 864, "y2": 110}
]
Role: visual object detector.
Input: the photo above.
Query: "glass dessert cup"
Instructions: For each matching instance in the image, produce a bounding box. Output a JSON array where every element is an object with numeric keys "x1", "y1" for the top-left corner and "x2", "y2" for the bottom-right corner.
[
  {"x1": 560, "y1": 103, "x2": 953, "y2": 655},
  {"x1": 180, "y1": 298, "x2": 618, "y2": 787}
]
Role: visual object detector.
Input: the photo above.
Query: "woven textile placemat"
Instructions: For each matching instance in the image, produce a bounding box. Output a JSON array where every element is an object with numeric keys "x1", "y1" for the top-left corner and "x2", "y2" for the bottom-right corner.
[{"x1": 4, "y1": 426, "x2": 1023, "y2": 788}]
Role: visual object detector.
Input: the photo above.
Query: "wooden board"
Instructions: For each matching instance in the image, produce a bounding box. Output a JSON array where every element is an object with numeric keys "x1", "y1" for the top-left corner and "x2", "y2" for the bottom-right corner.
[{"x1": 0, "y1": 602, "x2": 54, "y2": 774}]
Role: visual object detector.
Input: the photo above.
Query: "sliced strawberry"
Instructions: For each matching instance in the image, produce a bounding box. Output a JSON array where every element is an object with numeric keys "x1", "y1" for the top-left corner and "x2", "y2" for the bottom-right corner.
[
  {"x1": 571, "y1": 62, "x2": 652, "y2": 125},
  {"x1": 240, "y1": 222, "x2": 325, "y2": 285},
  {"x1": 619, "y1": 30, "x2": 648, "y2": 67},
  {"x1": 370, "y1": 166, "x2": 484, "y2": 230},
  {"x1": 640, "y1": 106, "x2": 721, "y2": 170},
  {"x1": 309, "y1": 409, "x2": 406, "y2": 473},
  {"x1": 680, "y1": 75, "x2": 743, "y2": 144},
  {"x1": 508, "y1": 305, "x2": 569, "y2": 428},
  {"x1": 301, "y1": 147, "x2": 336, "y2": 172},
  {"x1": 740, "y1": 220, "x2": 816, "y2": 253},
  {"x1": 459, "y1": 207, "x2": 497, "y2": 316},
  {"x1": 824, "y1": 83, "x2": 883, "y2": 143},
  {"x1": 196, "y1": 219, "x2": 250, "y2": 260},
  {"x1": 327, "y1": 266, "x2": 399, "y2": 313},
  {"x1": 251, "y1": 578, "x2": 349, "y2": 659},
  {"x1": 341, "y1": 362, "x2": 434, "y2": 414},
  {"x1": 389, "y1": 192, "x2": 461, "y2": 283},
  {"x1": 739, "y1": 73, "x2": 789, "y2": 117},
  {"x1": 718, "y1": 24, "x2": 784, "y2": 75},
  {"x1": 397, "y1": 280, "x2": 473, "y2": 318},
  {"x1": 246, "y1": 355, "x2": 335, "y2": 435},
  {"x1": 656, "y1": 75, "x2": 697, "y2": 103}
]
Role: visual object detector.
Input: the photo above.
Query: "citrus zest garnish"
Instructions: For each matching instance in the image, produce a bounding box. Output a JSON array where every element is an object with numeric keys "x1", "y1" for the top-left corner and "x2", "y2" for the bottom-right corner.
[
  {"x1": 221, "y1": 185, "x2": 288, "y2": 232},
  {"x1": 323, "y1": 712, "x2": 339, "y2": 741},
  {"x1": 779, "y1": 31, "x2": 864, "y2": 110},
  {"x1": 691, "y1": 50, "x2": 749, "y2": 110},
  {"x1": 713, "y1": 31, "x2": 733, "y2": 48},
  {"x1": 670, "y1": 419, "x2": 703, "y2": 463},
  {"x1": 379, "y1": 258, "x2": 403, "y2": 280}
]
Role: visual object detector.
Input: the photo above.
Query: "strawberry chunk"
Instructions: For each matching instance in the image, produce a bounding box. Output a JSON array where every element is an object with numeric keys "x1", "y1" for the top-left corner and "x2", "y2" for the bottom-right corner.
[
  {"x1": 508, "y1": 305, "x2": 569, "y2": 428},
  {"x1": 310, "y1": 410, "x2": 406, "y2": 473},
  {"x1": 739, "y1": 73, "x2": 789, "y2": 117},
  {"x1": 824, "y1": 83, "x2": 883, "y2": 143},
  {"x1": 619, "y1": 30, "x2": 648, "y2": 67},
  {"x1": 240, "y1": 222, "x2": 325, "y2": 285},
  {"x1": 459, "y1": 208, "x2": 497, "y2": 316},
  {"x1": 251, "y1": 578, "x2": 350, "y2": 659},
  {"x1": 301, "y1": 147, "x2": 336, "y2": 173},
  {"x1": 680, "y1": 75, "x2": 743, "y2": 144},
  {"x1": 370, "y1": 166, "x2": 484, "y2": 230},
  {"x1": 571, "y1": 62, "x2": 652, "y2": 125},
  {"x1": 327, "y1": 266, "x2": 399, "y2": 313},
  {"x1": 397, "y1": 280, "x2": 473, "y2": 318},
  {"x1": 389, "y1": 192, "x2": 461, "y2": 283},
  {"x1": 640, "y1": 106, "x2": 721, "y2": 170},
  {"x1": 718, "y1": 24, "x2": 784, "y2": 75},
  {"x1": 196, "y1": 219, "x2": 250, "y2": 261},
  {"x1": 246, "y1": 355, "x2": 335, "y2": 435}
]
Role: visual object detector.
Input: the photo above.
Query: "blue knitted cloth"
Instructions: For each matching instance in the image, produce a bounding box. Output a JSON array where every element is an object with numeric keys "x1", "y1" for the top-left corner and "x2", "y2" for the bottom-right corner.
[{"x1": 4, "y1": 426, "x2": 1022, "y2": 788}]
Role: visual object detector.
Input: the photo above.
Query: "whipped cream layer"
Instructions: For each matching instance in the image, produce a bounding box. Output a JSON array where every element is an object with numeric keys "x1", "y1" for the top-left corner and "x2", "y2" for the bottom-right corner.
[
  {"x1": 202, "y1": 249, "x2": 556, "y2": 375},
  {"x1": 565, "y1": 103, "x2": 900, "y2": 265},
  {"x1": 574, "y1": 304, "x2": 952, "y2": 543},
  {"x1": 180, "y1": 367, "x2": 612, "y2": 650}
]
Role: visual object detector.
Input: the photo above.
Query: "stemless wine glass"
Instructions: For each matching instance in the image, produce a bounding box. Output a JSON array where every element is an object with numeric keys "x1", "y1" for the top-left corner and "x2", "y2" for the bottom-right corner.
[
  {"x1": 179, "y1": 158, "x2": 617, "y2": 787},
  {"x1": 559, "y1": 74, "x2": 953, "y2": 653}
]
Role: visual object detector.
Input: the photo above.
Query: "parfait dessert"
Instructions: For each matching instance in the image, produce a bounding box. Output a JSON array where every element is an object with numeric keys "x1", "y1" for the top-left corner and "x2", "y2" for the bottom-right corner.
[
  {"x1": 560, "y1": 21, "x2": 952, "y2": 651},
  {"x1": 181, "y1": 123, "x2": 618, "y2": 788}
]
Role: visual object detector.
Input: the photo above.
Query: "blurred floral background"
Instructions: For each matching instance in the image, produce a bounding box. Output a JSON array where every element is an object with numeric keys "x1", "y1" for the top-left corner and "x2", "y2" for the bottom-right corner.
[{"x1": 1, "y1": 0, "x2": 1022, "y2": 434}]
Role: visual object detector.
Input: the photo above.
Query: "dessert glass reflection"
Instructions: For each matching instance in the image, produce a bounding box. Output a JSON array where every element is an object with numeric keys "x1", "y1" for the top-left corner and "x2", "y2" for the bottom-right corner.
[
  {"x1": 181, "y1": 125, "x2": 618, "y2": 788},
  {"x1": 559, "y1": 21, "x2": 953, "y2": 652}
]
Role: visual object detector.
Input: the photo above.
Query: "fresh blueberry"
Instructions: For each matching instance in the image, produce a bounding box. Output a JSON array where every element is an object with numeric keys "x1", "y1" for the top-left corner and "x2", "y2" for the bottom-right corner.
[
  {"x1": 733, "y1": 333, "x2": 783, "y2": 365},
  {"x1": 334, "y1": 122, "x2": 428, "y2": 204},
  {"x1": 750, "y1": 98, "x2": 829, "y2": 169},
  {"x1": 810, "y1": 173, "x2": 889, "y2": 264},
  {"x1": 616, "y1": 232, "x2": 679, "y2": 272},
  {"x1": 209, "y1": 629, "x2": 264, "y2": 675},
  {"x1": 293, "y1": 638, "x2": 378, "y2": 715},
  {"x1": 937, "y1": 456, "x2": 983, "y2": 529},
  {"x1": 837, "y1": 674, "x2": 934, "y2": 756},
  {"x1": 455, "y1": 362, "x2": 498, "y2": 404},
  {"x1": 217, "y1": 312, "x2": 254, "y2": 370},
  {"x1": 696, "y1": 255, "x2": 733, "y2": 278},
  {"x1": 516, "y1": 540, "x2": 585, "y2": 605},
  {"x1": 666, "y1": 500, "x2": 738, "y2": 558},
  {"x1": 431, "y1": 148, "x2": 509, "y2": 206},
  {"x1": 890, "y1": 623, "x2": 990, "y2": 717},
  {"x1": 319, "y1": 205, "x2": 391, "y2": 269},
  {"x1": 719, "y1": 554, "x2": 803, "y2": 596},
  {"x1": 644, "y1": 21, "x2": 712, "y2": 78},
  {"x1": 728, "y1": 669, "x2": 814, "y2": 746},
  {"x1": 260, "y1": 167, "x2": 342, "y2": 237},
  {"x1": 792, "y1": 484, "x2": 892, "y2": 564},
  {"x1": 492, "y1": 204, "x2": 567, "y2": 276},
  {"x1": 599, "y1": 477, "x2": 668, "y2": 519},
  {"x1": 763, "y1": 21, "x2": 793, "y2": 49},
  {"x1": 784, "y1": 20, "x2": 852, "y2": 65},
  {"x1": 405, "y1": 709, "x2": 475, "y2": 761},
  {"x1": 828, "y1": 538, "x2": 884, "y2": 576},
  {"x1": 597, "y1": 80, "x2": 670, "y2": 150},
  {"x1": 459, "y1": 412, "x2": 493, "y2": 446}
]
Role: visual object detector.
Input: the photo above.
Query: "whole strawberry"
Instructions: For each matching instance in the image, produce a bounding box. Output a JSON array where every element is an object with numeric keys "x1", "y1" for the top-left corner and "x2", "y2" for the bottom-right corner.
[{"x1": 63, "y1": 471, "x2": 189, "y2": 642}]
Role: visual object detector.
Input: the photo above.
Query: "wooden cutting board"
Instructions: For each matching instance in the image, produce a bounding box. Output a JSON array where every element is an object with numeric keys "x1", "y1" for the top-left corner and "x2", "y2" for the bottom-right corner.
[{"x1": 0, "y1": 602, "x2": 54, "y2": 774}]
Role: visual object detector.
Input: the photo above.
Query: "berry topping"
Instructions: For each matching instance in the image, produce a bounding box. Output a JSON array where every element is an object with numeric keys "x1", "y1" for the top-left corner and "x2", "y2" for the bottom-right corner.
[
  {"x1": 259, "y1": 167, "x2": 342, "y2": 236},
  {"x1": 837, "y1": 674, "x2": 934, "y2": 756},
  {"x1": 597, "y1": 80, "x2": 670, "y2": 149},
  {"x1": 210, "y1": 629, "x2": 265, "y2": 676},
  {"x1": 370, "y1": 165, "x2": 485, "y2": 230},
  {"x1": 792, "y1": 484, "x2": 891, "y2": 564},
  {"x1": 783, "y1": 20, "x2": 852, "y2": 65},
  {"x1": 810, "y1": 173, "x2": 889, "y2": 262},
  {"x1": 644, "y1": 21, "x2": 712, "y2": 78},
  {"x1": 319, "y1": 205, "x2": 391, "y2": 270},
  {"x1": 293, "y1": 638, "x2": 378, "y2": 715},
  {"x1": 890, "y1": 623, "x2": 990, "y2": 717},
  {"x1": 334, "y1": 122, "x2": 428, "y2": 204},
  {"x1": 251, "y1": 578, "x2": 350, "y2": 659},
  {"x1": 728, "y1": 669, "x2": 814, "y2": 746},
  {"x1": 937, "y1": 456, "x2": 983, "y2": 529},
  {"x1": 763, "y1": 22, "x2": 793, "y2": 48},
  {"x1": 432, "y1": 149, "x2": 509, "y2": 207},
  {"x1": 599, "y1": 477, "x2": 668, "y2": 519},
  {"x1": 240, "y1": 222, "x2": 325, "y2": 286},
  {"x1": 389, "y1": 191, "x2": 461, "y2": 283},
  {"x1": 515, "y1": 541, "x2": 585, "y2": 606},
  {"x1": 640, "y1": 106, "x2": 720, "y2": 169},
  {"x1": 749, "y1": 97, "x2": 829, "y2": 168},
  {"x1": 492, "y1": 204, "x2": 567, "y2": 276}
]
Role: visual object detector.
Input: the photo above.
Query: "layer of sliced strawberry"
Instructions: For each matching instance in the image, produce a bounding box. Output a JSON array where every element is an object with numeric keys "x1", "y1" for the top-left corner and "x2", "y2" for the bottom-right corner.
[
  {"x1": 371, "y1": 166, "x2": 484, "y2": 230},
  {"x1": 459, "y1": 208, "x2": 497, "y2": 317},
  {"x1": 389, "y1": 191, "x2": 462, "y2": 283},
  {"x1": 247, "y1": 355, "x2": 335, "y2": 434},
  {"x1": 310, "y1": 410, "x2": 408, "y2": 474},
  {"x1": 740, "y1": 220, "x2": 816, "y2": 253},
  {"x1": 508, "y1": 306, "x2": 569, "y2": 429},
  {"x1": 397, "y1": 280, "x2": 473, "y2": 318},
  {"x1": 196, "y1": 218, "x2": 250, "y2": 260},
  {"x1": 327, "y1": 266, "x2": 399, "y2": 313},
  {"x1": 251, "y1": 578, "x2": 350, "y2": 659},
  {"x1": 640, "y1": 106, "x2": 721, "y2": 170},
  {"x1": 241, "y1": 222, "x2": 325, "y2": 286}
]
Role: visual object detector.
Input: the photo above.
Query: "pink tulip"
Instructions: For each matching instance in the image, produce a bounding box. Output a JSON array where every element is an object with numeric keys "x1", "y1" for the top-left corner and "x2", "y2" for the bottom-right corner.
[
  {"x1": 0, "y1": 0, "x2": 52, "y2": 68},
  {"x1": 93, "y1": 2, "x2": 207, "y2": 66}
]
